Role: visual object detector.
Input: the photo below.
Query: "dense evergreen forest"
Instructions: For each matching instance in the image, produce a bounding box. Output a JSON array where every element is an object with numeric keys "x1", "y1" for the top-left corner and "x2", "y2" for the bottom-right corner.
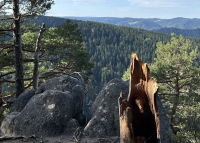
[
  {"x1": 34, "y1": 16, "x2": 200, "y2": 93},
  {"x1": 154, "y1": 27, "x2": 200, "y2": 38},
  {"x1": 62, "y1": 16, "x2": 200, "y2": 38},
  {"x1": 4, "y1": 16, "x2": 200, "y2": 94},
  {"x1": 79, "y1": 23, "x2": 170, "y2": 93}
]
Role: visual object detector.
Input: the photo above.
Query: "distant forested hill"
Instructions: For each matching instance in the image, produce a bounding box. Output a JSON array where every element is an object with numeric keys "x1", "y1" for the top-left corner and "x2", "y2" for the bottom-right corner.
[
  {"x1": 78, "y1": 23, "x2": 171, "y2": 93},
  {"x1": 25, "y1": 16, "x2": 200, "y2": 93},
  {"x1": 153, "y1": 28, "x2": 200, "y2": 38},
  {"x1": 61, "y1": 16, "x2": 200, "y2": 30},
  {"x1": 35, "y1": 16, "x2": 81, "y2": 28},
  {"x1": 36, "y1": 16, "x2": 200, "y2": 38}
]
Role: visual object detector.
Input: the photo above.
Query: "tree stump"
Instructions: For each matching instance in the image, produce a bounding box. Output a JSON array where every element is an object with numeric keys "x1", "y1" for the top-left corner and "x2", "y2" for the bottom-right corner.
[{"x1": 118, "y1": 54, "x2": 160, "y2": 143}]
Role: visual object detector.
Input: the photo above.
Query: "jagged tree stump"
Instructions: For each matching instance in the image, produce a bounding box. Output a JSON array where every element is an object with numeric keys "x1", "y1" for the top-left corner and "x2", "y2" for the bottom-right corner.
[{"x1": 118, "y1": 54, "x2": 160, "y2": 143}]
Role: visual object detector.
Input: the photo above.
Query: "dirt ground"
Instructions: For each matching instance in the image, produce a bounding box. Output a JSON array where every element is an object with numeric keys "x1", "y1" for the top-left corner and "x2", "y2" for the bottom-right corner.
[{"x1": 0, "y1": 135, "x2": 120, "y2": 143}]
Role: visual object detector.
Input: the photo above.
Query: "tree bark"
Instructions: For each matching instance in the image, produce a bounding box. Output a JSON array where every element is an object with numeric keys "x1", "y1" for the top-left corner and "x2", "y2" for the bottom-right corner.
[
  {"x1": 13, "y1": 0, "x2": 24, "y2": 97},
  {"x1": 33, "y1": 23, "x2": 46, "y2": 89},
  {"x1": 0, "y1": 81, "x2": 3, "y2": 107},
  {"x1": 169, "y1": 76, "x2": 179, "y2": 134},
  {"x1": 118, "y1": 53, "x2": 160, "y2": 143}
]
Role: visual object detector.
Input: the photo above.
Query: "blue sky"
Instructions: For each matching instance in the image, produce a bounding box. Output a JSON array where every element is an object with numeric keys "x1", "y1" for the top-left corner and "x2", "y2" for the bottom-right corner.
[{"x1": 47, "y1": 0, "x2": 200, "y2": 19}]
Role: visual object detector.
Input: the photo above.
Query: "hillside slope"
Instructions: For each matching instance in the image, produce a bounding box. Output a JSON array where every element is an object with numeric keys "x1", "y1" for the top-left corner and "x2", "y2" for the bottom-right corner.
[
  {"x1": 24, "y1": 16, "x2": 200, "y2": 93},
  {"x1": 154, "y1": 28, "x2": 200, "y2": 38}
]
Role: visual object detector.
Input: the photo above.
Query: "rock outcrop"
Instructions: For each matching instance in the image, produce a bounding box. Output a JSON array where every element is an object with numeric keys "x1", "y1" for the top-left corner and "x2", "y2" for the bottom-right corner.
[
  {"x1": 157, "y1": 97, "x2": 173, "y2": 143},
  {"x1": 84, "y1": 77, "x2": 172, "y2": 143},
  {"x1": 9, "y1": 89, "x2": 36, "y2": 112},
  {"x1": 1, "y1": 75, "x2": 85, "y2": 137},
  {"x1": 1, "y1": 72, "x2": 172, "y2": 142},
  {"x1": 1, "y1": 90, "x2": 78, "y2": 136},
  {"x1": 84, "y1": 79, "x2": 129, "y2": 137},
  {"x1": 36, "y1": 75, "x2": 85, "y2": 116}
]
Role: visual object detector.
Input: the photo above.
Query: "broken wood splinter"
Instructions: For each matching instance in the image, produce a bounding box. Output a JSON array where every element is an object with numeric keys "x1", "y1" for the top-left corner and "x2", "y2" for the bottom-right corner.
[{"x1": 119, "y1": 53, "x2": 160, "y2": 143}]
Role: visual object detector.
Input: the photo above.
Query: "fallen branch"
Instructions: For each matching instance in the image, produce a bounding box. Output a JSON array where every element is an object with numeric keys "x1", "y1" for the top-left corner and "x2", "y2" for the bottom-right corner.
[
  {"x1": 113, "y1": 137, "x2": 119, "y2": 143},
  {"x1": 73, "y1": 127, "x2": 82, "y2": 142}
]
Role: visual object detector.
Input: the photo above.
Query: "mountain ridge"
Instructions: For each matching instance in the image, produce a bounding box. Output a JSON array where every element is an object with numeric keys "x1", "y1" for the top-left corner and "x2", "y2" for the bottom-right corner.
[{"x1": 60, "y1": 16, "x2": 200, "y2": 30}]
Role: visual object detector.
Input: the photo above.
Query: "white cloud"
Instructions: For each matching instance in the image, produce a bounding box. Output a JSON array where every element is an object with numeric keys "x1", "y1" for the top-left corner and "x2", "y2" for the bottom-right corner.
[
  {"x1": 72, "y1": 0, "x2": 106, "y2": 4},
  {"x1": 127, "y1": 0, "x2": 195, "y2": 7},
  {"x1": 56, "y1": 0, "x2": 106, "y2": 4}
]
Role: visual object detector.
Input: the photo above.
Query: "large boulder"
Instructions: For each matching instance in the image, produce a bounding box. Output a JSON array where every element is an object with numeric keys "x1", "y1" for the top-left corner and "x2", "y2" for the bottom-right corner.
[
  {"x1": 1, "y1": 90, "x2": 78, "y2": 137},
  {"x1": 9, "y1": 89, "x2": 36, "y2": 112},
  {"x1": 36, "y1": 75, "x2": 85, "y2": 116},
  {"x1": 0, "y1": 112, "x2": 20, "y2": 136},
  {"x1": 84, "y1": 78, "x2": 173, "y2": 142},
  {"x1": 84, "y1": 79, "x2": 129, "y2": 137},
  {"x1": 157, "y1": 97, "x2": 173, "y2": 143},
  {"x1": 63, "y1": 118, "x2": 80, "y2": 134}
]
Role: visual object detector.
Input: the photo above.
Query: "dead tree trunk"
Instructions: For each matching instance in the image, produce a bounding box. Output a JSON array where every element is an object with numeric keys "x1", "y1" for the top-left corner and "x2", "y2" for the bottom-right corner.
[
  {"x1": 13, "y1": 0, "x2": 24, "y2": 97},
  {"x1": 118, "y1": 53, "x2": 160, "y2": 143},
  {"x1": 33, "y1": 23, "x2": 46, "y2": 90}
]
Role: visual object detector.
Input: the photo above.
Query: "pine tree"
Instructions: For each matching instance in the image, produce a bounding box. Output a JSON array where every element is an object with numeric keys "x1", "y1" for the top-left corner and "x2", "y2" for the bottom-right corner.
[
  {"x1": 0, "y1": 0, "x2": 54, "y2": 97},
  {"x1": 150, "y1": 33, "x2": 200, "y2": 141}
]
